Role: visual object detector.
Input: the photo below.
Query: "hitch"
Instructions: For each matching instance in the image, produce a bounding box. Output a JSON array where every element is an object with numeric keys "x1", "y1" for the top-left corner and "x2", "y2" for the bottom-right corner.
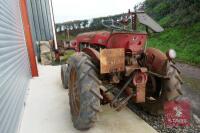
[
  {"x1": 111, "y1": 76, "x2": 133, "y2": 107},
  {"x1": 110, "y1": 70, "x2": 148, "y2": 111}
]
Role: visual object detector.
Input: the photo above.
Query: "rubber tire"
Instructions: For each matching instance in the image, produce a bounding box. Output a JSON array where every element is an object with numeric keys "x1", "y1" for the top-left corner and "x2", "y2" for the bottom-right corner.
[
  {"x1": 139, "y1": 61, "x2": 183, "y2": 115},
  {"x1": 61, "y1": 64, "x2": 68, "y2": 89},
  {"x1": 67, "y1": 52, "x2": 102, "y2": 130}
]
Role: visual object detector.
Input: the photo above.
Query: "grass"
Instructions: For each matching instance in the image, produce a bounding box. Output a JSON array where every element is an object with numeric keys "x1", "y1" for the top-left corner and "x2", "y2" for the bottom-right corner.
[
  {"x1": 61, "y1": 50, "x2": 75, "y2": 62},
  {"x1": 52, "y1": 50, "x2": 75, "y2": 66},
  {"x1": 148, "y1": 23, "x2": 200, "y2": 65}
]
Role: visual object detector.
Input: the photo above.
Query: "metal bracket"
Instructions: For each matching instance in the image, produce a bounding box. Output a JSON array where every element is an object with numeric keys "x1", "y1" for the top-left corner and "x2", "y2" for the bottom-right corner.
[
  {"x1": 148, "y1": 71, "x2": 169, "y2": 79},
  {"x1": 111, "y1": 75, "x2": 133, "y2": 107}
]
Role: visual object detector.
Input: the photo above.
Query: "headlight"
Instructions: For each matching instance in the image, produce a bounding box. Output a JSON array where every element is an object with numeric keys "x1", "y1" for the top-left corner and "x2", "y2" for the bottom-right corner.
[{"x1": 166, "y1": 49, "x2": 176, "y2": 60}]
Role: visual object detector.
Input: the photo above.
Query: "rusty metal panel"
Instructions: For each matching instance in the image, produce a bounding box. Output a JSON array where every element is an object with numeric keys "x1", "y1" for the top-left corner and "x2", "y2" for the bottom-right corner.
[
  {"x1": 146, "y1": 48, "x2": 168, "y2": 75},
  {"x1": 135, "y1": 84, "x2": 146, "y2": 103},
  {"x1": 100, "y1": 48, "x2": 125, "y2": 74}
]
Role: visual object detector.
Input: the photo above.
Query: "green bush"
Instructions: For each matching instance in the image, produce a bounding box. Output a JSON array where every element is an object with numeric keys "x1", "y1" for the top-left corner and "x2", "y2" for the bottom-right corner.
[{"x1": 148, "y1": 23, "x2": 200, "y2": 65}]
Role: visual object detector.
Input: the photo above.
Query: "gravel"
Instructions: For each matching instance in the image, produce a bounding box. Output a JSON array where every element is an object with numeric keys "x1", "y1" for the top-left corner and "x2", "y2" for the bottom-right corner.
[{"x1": 127, "y1": 103, "x2": 200, "y2": 133}]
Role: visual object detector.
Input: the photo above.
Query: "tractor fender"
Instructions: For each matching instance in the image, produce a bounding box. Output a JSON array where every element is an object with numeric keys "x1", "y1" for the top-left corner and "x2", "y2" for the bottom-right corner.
[
  {"x1": 82, "y1": 48, "x2": 100, "y2": 63},
  {"x1": 146, "y1": 48, "x2": 168, "y2": 75}
]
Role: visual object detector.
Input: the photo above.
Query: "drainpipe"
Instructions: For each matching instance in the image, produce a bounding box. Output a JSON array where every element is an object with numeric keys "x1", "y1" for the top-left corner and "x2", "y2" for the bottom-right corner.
[{"x1": 49, "y1": 0, "x2": 58, "y2": 50}]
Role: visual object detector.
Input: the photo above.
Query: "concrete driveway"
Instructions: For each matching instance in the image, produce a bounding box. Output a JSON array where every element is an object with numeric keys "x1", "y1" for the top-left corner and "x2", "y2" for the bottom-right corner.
[{"x1": 19, "y1": 65, "x2": 157, "y2": 133}]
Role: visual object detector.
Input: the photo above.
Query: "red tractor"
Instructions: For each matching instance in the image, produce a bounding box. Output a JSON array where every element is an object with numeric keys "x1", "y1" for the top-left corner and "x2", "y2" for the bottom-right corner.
[{"x1": 61, "y1": 10, "x2": 183, "y2": 130}]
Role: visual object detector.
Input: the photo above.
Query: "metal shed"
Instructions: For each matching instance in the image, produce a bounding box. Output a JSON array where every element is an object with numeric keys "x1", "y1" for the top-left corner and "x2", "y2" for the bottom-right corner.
[
  {"x1": 0, "y1": 0, "x2": 32, "y2": 133},
  {"x1": 0, "y1": 0, "x2": 54, "y2": 132},
  {"x1": 26, "y1": 0, "x2": 54, "y2": 56}
]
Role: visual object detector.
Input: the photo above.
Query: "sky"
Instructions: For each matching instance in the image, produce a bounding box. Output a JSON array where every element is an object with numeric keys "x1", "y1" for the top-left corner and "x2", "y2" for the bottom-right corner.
[{"x1": 52, "y1": 0, "x2": 144, "y2": 23}]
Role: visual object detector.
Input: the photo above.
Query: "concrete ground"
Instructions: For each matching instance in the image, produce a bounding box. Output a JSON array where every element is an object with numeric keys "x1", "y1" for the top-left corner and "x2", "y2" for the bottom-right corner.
[{"x1": 19, "y1": 65, "x2": 157, "y2": 133}]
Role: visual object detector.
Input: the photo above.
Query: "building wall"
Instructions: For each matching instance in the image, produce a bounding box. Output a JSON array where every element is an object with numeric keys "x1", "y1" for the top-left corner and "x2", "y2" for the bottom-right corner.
[
  {"x1": 26, "y1": 0, "x2": 54, "y2": 56},
  {"x1": 0, "y1": 0, "x2": 32, "y2": 133}
]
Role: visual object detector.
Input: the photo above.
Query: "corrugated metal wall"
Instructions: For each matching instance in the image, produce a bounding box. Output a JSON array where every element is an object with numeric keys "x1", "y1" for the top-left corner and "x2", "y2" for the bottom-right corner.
[
  {"x1": 26, "y1": 0, "x2": 54, "y2": 55},
  {"x1": 0, "y1": 0, "x2": 31, "y2": 133}
]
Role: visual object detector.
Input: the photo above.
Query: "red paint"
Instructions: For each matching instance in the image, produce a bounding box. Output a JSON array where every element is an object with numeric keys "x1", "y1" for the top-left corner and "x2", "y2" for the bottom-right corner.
[
  {"x1": 20, "y1": 0, "x2": 38, "y2": 77},
  {"x1": 69, "y1": 40, "x2": 78, "y2": 51},
  {"x1": 76, "y1": 31, "x2": 110, "y2": 46},
  {"x1": 75, "y1": 31, "x2": 147, "y2": 54},
  {"x1": 133, "y1": 72, "x2": 147, "y2": 85},
  {"x1": 107, "y1": 33, "x2": 147, "y2": 54}
]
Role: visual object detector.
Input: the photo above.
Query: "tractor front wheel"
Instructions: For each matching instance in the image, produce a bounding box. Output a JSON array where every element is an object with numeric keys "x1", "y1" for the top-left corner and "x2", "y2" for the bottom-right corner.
[{"x1": 67, "y1": 53, "x2": 102, "y2": 130}]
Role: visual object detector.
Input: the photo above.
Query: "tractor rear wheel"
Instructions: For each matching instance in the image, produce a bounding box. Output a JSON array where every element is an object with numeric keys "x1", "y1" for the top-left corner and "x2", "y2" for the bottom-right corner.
[
  {"x1": 67, "y1": 53, "x2": 102, "y2": 130},
  {"x1": 140, "y1": 62, "x2": 183, "y2": 115}
]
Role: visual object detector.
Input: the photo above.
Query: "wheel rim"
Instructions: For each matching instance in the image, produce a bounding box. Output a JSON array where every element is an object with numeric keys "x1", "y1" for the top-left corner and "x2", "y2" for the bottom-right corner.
[{"x1": 69, "y1": 67, "x2": 80, "y2": 117}]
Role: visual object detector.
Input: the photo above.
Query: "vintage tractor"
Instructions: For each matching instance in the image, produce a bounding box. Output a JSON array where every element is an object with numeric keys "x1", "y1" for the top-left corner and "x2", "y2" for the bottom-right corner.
[{"x1": 61, "y1": 10, "x2": 183, "y2": 130}]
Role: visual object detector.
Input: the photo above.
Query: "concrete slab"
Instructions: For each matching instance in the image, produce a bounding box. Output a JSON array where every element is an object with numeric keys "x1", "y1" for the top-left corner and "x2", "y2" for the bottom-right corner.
[{"x1": 19, "y1": 65, "x2": 157, "y2": 133}]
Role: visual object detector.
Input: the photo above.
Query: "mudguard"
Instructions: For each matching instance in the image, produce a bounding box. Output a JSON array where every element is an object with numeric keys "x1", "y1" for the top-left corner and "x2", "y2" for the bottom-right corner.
[
  {"x1": 146, "y1": 48, "x2": 168, "y2": 75},
  {"x1": 82, "y1": 48, "x2": 100, "y2": 63}
]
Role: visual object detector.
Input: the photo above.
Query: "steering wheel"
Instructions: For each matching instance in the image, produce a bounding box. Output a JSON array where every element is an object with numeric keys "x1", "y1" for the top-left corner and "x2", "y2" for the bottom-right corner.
[{"x1": 102, "y1": 20, "x2": 131, "y2": 32}]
